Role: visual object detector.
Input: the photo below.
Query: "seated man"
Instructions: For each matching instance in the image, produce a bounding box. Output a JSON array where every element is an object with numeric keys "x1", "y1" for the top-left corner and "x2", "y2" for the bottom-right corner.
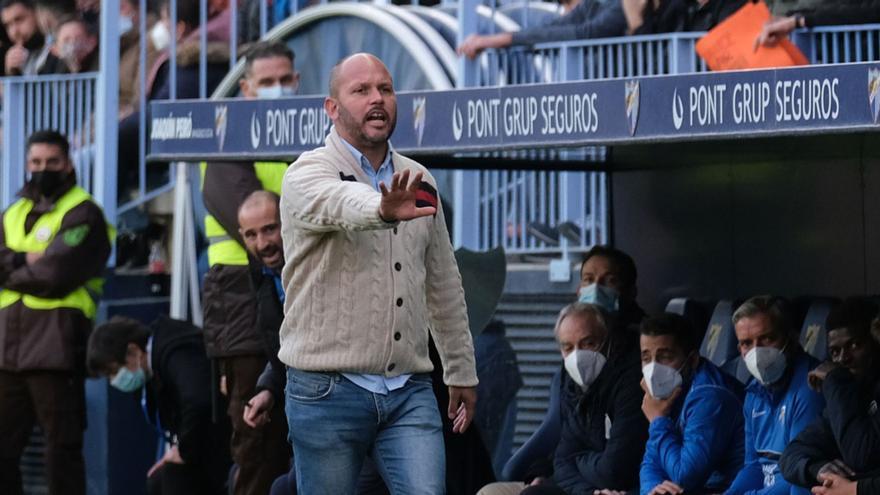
[
  {"x1": 724, "y1": 296, "x2": 825, "y2": 495},
  {"x1": 479, "y1": 302, "x2": 648, "y2": 495},
  {"x1": 87, "y1": 316, "x2": 231, "y2": 495},
  {"x1": 780, "y1": 299, "x2": 880, "y2": 491},
  {"x1": 639, "y1": 313, "x2": 745, "y2": 495},
  {"x1": 577, "y1": 245, "x2": 646, "y2": 332}
]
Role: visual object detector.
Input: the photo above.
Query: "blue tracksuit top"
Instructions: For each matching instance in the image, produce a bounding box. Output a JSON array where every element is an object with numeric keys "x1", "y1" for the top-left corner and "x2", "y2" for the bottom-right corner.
[
  {"x1": 724, "y1": 351, "x2": 825, "y2": 495},
  {"x1": 640, "y1": 359, "x2": 745, "y2": 495}
]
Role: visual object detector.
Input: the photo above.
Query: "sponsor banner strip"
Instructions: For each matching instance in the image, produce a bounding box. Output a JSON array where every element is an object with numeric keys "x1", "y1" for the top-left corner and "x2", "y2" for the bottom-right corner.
[{"x1": 149, "y1": 62, "x2": 880, "y2": 161}]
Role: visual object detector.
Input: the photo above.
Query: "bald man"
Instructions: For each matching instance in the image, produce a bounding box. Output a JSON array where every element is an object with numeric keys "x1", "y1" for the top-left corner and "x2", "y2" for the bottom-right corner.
[{"x1": 278, "y1": 54, "x2": 478, "y2": 494}]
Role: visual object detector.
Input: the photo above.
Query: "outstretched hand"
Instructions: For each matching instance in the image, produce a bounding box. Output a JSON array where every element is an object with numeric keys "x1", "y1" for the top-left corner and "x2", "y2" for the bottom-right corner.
[
  {"x1": 754, "y1": 16, "x2": 797, "y2": 51},
  {"x1": 378, "y1": 169, "x2": 436, "y2": 222}
]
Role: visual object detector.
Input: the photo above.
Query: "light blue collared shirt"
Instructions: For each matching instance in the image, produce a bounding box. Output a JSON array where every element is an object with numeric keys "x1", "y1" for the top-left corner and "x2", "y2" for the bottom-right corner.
[{"x1": 339, "y1": 138, "x2": 411, "y2": 395}]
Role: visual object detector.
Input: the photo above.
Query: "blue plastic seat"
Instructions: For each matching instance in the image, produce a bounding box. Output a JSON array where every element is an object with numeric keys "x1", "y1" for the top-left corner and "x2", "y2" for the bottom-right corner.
[
  {"x1": 665, "y1": 298, "x2": 710, "y2": 343},
  {"x1": 500, "y1": 368, "x2": 563, "y2": 482},
  {"x1": 699, "y1": 300, "x2": 739, "y2": 367},
  {"x1": 799, "y1": 298, "x2": 838, "y2": 361}
]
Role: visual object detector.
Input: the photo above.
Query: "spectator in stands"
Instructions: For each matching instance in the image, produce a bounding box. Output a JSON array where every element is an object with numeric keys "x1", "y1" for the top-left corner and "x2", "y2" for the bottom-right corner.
[
  {"x1": 622, "y1": 0, "x2": 746, "y2": 34},
  {"x1": 1, "y1": 0, "x2": 48, "y2": 75},
  {"x1": 639, "y1": 313, "x2": 745, "y2": 495},
  {"x1": 119, "y1": 0, "x2": 159, "y2": 119},
  {"x1": 779, "y1": 299, "x2": 880, "y2": 492},
  {"x1": 145, "y1": 0, "x2": 230, "y2": 101},
  {"x1": 725, "y1": 296, "x2": 825, "y2": 495},
  {"x1": 756, "y1": 1, "x2": 880, "y2": 48},
  {"x1": 86, "y1": 316, "x2": 231, "y2": 495},
  {"x1": 479, "y1": 302, "x2": 648, "y2": 495},
  {"x1": 33, "y1": 0, "x2": 74, "y2": 44},
  {"x1": 200, "y1": 42, "x2": 296, "y2": 495},
  {"x1": 0, "y1": 130, "x2": 112, "y2": 495},
  {"x1": 39, "y1": 15, "x2": 97, "y2": 74},
  {"x1": 457, "y1": 0, "x2": 627, "y2": 59},
  {"x1": 578, "y1": 245, "x2": 646, "y2": 333}
]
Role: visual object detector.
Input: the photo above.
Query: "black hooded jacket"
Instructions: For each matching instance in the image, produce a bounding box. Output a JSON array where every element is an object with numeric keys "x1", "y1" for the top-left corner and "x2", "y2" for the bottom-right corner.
[
  {"x1": 780, "y1": 366, "x2": 880, "y2": 492},
  {"x1": 147, "y1": 316, "x2": 230, "y2": 490},
  {"x1": 553, "y1": 334, "x2": 649, "y2": 494}
]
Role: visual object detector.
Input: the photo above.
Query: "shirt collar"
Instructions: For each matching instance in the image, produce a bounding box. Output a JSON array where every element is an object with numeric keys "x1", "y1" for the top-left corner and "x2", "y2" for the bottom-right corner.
[{"x1": 339, "y1": 136, "x2": 394, "y2": 179}]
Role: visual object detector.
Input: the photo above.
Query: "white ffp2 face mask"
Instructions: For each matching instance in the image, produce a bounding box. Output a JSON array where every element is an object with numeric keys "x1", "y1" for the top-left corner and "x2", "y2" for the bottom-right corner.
[
  {"x1": 642, "y1": 361, "x2": 683, "y2": 399},
  {"x1": 564, "y1": 349, "x2": 607, "y2": 391},
  {"x1": 744, "y1": 345, "x2": 787, "y2": 385},
  {"x1": 149, "y1": 22, "x2": 171, "y2": 51}
]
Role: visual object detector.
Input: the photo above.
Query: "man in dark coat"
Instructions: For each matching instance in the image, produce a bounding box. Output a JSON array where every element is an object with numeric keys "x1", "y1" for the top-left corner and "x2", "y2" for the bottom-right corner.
[
  {"x1": 479, "y1": 303, "x2": 648, "y2": 495},
  {"x1": 87, "y1": 316, "x2": 231, "y2": 495},
  {"x1": 780, "y1": 299, "x2": 880, "y2": 493}
]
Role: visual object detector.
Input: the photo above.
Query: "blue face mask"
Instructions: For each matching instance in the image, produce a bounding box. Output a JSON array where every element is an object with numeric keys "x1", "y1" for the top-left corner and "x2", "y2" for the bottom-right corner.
[
  {"x1": 577, "y1": 283, "x2": 619, "y2": 313},
  {"x1": 111, "y1": 366, "x2": 146, "y2": 393}
]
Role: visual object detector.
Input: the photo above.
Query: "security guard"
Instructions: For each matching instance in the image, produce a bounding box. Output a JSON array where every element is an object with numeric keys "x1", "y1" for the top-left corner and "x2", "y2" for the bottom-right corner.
[
  {"x1": 200, "y1": 41, "x2": 296, "y2": 495},
  {"x1": 0, "y1": 130, "x2": 112, "y2": 495}
]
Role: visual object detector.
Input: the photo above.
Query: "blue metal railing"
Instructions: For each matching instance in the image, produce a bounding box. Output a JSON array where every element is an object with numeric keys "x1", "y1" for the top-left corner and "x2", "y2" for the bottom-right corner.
[{"x1": 0, "y1": 73, "x2": 99, "y2": 208}]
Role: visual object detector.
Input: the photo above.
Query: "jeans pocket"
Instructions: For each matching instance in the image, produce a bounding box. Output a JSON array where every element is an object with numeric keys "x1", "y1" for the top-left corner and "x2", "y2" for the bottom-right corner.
[{"x1": 286, "y1": 369, "x2": 335, "y2": 401}]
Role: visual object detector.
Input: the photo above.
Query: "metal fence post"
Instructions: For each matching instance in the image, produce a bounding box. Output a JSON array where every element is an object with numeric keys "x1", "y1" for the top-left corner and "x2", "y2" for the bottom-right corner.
[
  {"x1": 457, "y1": 0, "x2": 479, "y2": 88},
  {"x1": 170, "y1": 162, "x2": 190, "y2": 320},
  {"x1": 453, "y1": 170, "x2": 481, "y2": 249},
  {"x1": 670, "y1": 34, "x2": 692, "y2": 75},
  {"x1": 1, "y1": 80, "x2": 26, "y2": 209},
  {"x1": 95, "y1": 0, "x2": 120, "y2": 227}
]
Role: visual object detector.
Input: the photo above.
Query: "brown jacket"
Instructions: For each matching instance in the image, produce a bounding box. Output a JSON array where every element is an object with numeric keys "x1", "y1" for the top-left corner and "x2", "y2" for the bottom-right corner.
[
  {"x1": 119, "y1": 26, "x2": 159, "y2": 116},
  {"x1": 201, "y1": 161, "x2": 262, "y2": 358},
  {"x1": 0, "y1": 176, "x2": 112, "y2": 372}
]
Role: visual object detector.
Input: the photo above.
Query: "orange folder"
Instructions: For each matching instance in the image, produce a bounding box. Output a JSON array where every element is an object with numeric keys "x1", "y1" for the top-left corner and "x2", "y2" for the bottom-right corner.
[{"x1": 696, "y1": 0, "x2": 809, "y2": 71}]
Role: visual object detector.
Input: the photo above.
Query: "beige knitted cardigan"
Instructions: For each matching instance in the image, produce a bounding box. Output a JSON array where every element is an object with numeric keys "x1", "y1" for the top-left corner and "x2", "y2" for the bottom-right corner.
[{"x1": 278, "y1": 127, "x2": 478, "y2": 387}]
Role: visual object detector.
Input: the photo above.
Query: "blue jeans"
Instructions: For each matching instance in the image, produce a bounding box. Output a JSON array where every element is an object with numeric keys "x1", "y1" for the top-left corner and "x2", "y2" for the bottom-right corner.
[{"x1": 285, "y1": 368, "x2": 445, "y2": 495}]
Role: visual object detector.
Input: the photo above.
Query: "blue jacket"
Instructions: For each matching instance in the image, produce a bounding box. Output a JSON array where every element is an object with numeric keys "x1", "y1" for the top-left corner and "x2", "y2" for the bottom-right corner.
[
  {"x1": 724, "y1": 351, "x2": 825, "y2": 495},
  {"x1": 640, "y1": 359, "x2": 745, "y2": 494}
]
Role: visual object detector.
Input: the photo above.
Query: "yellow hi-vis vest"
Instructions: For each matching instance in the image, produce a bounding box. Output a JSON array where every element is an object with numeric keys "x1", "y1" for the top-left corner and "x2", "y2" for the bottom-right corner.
[
  {"x1": 0, "y1": 185, "x2": 114, "y2": 320},
  {"x1": 200, "y1": 162, "x2": 287, "y2": 267}
]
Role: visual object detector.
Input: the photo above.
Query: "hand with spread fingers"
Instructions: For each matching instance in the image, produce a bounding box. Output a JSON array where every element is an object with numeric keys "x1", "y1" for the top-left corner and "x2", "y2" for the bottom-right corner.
[{"x1": 378, "y1": 169, "x2": 436, "y2": 222}]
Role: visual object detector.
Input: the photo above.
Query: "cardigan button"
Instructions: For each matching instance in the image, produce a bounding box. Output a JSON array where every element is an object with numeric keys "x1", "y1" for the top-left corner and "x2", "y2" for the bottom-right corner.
[
  {"x1": 394, "y1": 262, "x2": 402, "y2": 271},
  {"x1": 394, "y1": 332, "x2": 401, "y2": 341},
  {"x1": 396, "y1": 298, "x2": 403, "y2": 307},
  {"x1": 393, "y1": 227, "x2": 398, "y2": 235},
  {"x1": 387, "y1": 363, "x2": 396, "y2": 372}
]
